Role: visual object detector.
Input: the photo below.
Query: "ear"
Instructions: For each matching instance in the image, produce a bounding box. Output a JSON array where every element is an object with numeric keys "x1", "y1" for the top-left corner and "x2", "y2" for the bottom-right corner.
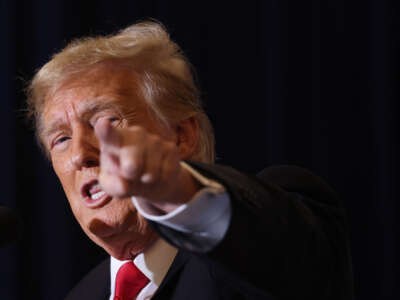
[{"x1": 175, "y1": 116, "x2": 199, "y2": 160}]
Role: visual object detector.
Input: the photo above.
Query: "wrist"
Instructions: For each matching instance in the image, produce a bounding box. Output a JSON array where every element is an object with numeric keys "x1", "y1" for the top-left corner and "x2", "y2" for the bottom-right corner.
[{"x1": 135, "y1": 167, "x2": 202, "y2": 215}]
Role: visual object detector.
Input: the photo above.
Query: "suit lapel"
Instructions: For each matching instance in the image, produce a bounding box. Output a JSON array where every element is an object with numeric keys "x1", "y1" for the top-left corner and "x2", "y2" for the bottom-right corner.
[{"x1": 151, "y1": 250, "x2": 190, "y2": 299}]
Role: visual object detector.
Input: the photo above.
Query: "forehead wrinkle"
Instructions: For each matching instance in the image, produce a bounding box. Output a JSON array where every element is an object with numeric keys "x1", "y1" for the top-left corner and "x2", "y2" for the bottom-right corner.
[
  {"x1": 41, "y1": 102, "x2": 75, "y2": 143},
  {"x1": 40, "y1": 68, "x2": 144, "y2": 143},
  {"x1": 41, "y1": 118, "x2": 68, "y2": 142},
  {"x1": 42, "y1": 97, "x2": 136, "y2": 138},
  {"x1": 78, "y1": 98, "x2": 122, "y2": 120}
]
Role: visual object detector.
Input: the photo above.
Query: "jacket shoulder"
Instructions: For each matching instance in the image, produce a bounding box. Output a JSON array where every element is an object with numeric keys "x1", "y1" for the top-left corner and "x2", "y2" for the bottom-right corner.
[
  {"x1": 64, "y1": 258, "x2": 110, "y2": 300},
  {"x1": 187, "y1": 162, "x2": 341, "y2": 207},
  {"x1": 257, "y1": 165, "x2": 340, "y2": 206}
]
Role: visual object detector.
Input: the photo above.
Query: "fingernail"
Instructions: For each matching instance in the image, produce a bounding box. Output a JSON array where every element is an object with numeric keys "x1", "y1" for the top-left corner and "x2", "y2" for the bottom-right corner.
[{"x1": 141, "y1": 173, "x2": 153, "y2": 183}]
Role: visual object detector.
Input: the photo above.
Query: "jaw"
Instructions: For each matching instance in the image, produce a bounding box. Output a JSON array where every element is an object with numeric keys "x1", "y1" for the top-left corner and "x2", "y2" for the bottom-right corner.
[
  {"x1": 91, "y1": 222, "x2": 158, "y2": 260},
  {"x1": 78, "y1": 203, "x2": 157, "y2": 260}
]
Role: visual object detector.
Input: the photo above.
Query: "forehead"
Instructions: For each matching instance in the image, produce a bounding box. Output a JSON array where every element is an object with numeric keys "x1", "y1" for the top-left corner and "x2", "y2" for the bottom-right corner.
[
  {"x1": 40, "y1": 65, "x2": 146, "y2": 135},
  {"x1": 44, "y1": 65, "x2": 144, "y2": 114}
]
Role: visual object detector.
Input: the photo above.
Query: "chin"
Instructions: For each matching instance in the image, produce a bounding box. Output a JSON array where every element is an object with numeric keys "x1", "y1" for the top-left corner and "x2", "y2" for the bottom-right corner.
[
  {"x1": 104, "y1": 232, "x2": 158, "y2": 260},
  {"x1": 105, "y1": 243, "x2": 136, "y2": 260},
  {"x1": 90, "y1": 221, "x2": 158, "y2": 260},
  {"x1": 79, "y1": 201, "x2": 158, "y2": 259}
]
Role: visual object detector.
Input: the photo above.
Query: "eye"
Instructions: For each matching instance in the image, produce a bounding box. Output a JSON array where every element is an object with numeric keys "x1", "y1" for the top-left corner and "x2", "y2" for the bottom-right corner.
[
  {"x1": 109, "y1": 117, "x2": 120, "y2": 124},
  {"x1": 106, "y1": 116, "x2": 123, "y2": 128},
  {"x1": 53, "y1": 136, "x2": 70, "y2": 147},
  {"x1": 91, "y1": 115, "x2": 122, "y2": 128}
]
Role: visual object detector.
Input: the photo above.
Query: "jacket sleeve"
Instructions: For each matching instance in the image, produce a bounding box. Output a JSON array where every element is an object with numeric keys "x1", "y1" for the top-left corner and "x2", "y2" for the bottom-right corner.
[{"x1": 149, "y1": 162, "x2": 354, "y2": 300}]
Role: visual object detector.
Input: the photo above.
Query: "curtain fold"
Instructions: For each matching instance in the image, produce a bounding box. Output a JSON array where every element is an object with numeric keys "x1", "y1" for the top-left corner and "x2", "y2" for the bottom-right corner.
[{"x1": 1, "y1": 0, "x2": 397, "y2": 299}]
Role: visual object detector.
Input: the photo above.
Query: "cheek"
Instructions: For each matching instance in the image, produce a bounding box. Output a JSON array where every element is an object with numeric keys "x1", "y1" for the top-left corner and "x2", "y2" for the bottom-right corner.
[
  {"x1": 69, "y1": 201, "x2": 86, "y2": 226},
  {"x1": 52, "y1": 156, "x2": 82, "y2": 217},
  {"x1": 52, "y1": 156, "x2": 75, "y2": 190},
  {"x1": 52, "y1": 153, "x2": 76, "y2": 176}
]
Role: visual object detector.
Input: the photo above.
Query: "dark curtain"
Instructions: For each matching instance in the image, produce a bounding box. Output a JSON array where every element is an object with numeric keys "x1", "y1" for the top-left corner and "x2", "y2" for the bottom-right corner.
[{"x1": 1, "y1": 0, "x2": 398, "y2": 299}]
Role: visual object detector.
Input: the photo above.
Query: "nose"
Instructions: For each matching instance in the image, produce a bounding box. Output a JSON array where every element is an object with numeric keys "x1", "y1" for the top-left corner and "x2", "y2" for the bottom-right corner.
[{"x1": 70, "y1": 126, "x2": 100, "y2": 170}]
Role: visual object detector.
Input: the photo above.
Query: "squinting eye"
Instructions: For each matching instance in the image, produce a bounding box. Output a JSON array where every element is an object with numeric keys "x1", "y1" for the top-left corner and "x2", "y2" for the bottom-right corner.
[
  {"x1": 109, "y1": 117, "x2": 120, "y2": 123},
  {"x1": 92, "y1": 116, "x2": 121, "y2": 128},
  {"x1": 109, "y1": 117, "x2": 122, "y2": 127},
  {"x1": 54, "y1": 136, "x2": 70, "y2": 146}
]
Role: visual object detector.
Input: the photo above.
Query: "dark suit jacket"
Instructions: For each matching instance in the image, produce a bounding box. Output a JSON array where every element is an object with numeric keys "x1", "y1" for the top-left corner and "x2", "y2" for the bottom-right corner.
[{"x1": 65, "y1": 163, "x2": 354, "y2": 300}]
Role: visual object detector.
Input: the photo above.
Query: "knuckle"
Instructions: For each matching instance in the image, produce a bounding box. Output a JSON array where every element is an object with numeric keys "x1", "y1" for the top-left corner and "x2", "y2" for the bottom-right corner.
[
  {"x1": 150, "y1": 138, "x2": 163, "y2": 151},
  {"x1": 119, "y1": 179, "x2": 133, "y2": 196},
  {"x1": 121, "y1": 146, "x2": 142, "y2": 162},
  {"x1": 141, "y1": 172, "x2": 159, "y2": 185},
  {"x1": 112, "y1": 178, "x2": 132, "y2": 197},
  {"x1": 121, "y1": 159, "x2": 141, "y2": 179},
  {"x1": 163, "y1": 155, "x2": 177, "y2": 173},
  {"x1": 149, "y1": 134, "x2": 161, "y2": 144},
  {"x1": 100, "y1": 173, "x2": 131, "y2": 197},
  {"x1": 129, "y1": 126, "x2": 146, "y2": 137},
  {"x1": 164, "y1": 141, "x2": 176, "y2": 152},
  {"x1": 121, "y1": 127, "x2": 140, "y2": 145}
]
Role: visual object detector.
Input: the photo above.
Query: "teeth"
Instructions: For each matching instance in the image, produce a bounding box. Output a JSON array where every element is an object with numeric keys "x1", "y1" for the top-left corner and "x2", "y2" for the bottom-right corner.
[{"x1": 91, "y1": 190, "x2": 105, "y2": 200}]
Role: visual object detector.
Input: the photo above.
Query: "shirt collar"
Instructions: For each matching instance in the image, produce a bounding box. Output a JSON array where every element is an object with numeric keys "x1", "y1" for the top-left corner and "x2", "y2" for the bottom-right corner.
[{"x1": 110, "y1": 238, "x2": 178, "y2": 293}]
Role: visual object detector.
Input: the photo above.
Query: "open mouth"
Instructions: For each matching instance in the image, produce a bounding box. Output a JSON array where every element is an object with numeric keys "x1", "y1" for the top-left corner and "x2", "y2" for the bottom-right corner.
[{"x1": 81, "y1": 179, "x2": 112, "y2": 208}]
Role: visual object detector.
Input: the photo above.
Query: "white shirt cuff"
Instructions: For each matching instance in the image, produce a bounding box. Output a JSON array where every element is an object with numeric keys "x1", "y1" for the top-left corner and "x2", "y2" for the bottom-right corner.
[{"x1": 132, "y1": 162, "x2": 231, "y2": 246}]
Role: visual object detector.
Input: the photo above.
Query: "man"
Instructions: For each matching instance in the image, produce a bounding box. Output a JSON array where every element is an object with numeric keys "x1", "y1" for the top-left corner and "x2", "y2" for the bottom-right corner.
[{"x1": 27, "y1": 21, "x2": 353, "y2": 300}]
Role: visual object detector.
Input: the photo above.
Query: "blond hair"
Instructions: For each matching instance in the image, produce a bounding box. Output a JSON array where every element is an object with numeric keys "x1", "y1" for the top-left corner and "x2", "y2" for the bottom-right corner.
[{"x1": 27, "y1": 21, "x2": 215, "y2": 163}]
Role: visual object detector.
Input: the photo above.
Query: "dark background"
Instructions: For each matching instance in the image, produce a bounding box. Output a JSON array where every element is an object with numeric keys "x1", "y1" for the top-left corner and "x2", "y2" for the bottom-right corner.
[{"x1": 1, "y1": 0, "x2": 398, "y2": 299}]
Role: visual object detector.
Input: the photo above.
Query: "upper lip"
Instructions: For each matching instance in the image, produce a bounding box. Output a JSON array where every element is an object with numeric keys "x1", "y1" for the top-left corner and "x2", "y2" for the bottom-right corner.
[
  {"x1": 80, "y1": 179, "x2": 111, "y2": 208},
  {"x1": 81, "y1": 179, "x2": 98, "y2": 199}
]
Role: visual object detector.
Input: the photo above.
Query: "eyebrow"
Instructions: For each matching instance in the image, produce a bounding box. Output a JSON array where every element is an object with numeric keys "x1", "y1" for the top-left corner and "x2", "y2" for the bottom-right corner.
[
  {"x1": 80, "y1": 99, "x2": 121, "y2": 121},
  {"x1": 41, "y1": 119, "x2": 68, "y2": 143}
]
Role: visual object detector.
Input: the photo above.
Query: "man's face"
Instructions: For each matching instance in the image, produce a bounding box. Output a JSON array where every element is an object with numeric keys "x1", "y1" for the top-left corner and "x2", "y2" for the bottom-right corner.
[{"x1": 42, "y1": 66, "x2": 172, "y2": 259}]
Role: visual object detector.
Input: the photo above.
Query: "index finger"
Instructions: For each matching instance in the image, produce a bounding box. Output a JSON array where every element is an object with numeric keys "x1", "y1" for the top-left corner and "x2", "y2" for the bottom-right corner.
[{"x1": 94, "y1": 118, "x2": 122, "y2": 152}]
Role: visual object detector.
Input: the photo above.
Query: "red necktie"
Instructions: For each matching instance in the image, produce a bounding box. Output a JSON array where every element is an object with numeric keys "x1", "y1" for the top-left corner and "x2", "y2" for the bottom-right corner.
[{"x1": 114, "y1": 261, "x2": 150, "y2": 300}]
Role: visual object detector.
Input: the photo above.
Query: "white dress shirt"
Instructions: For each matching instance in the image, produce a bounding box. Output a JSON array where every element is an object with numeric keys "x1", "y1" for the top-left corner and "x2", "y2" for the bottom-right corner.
[
  {"x1": 109, "y1": 238, "x2": 178, "y2": 300},
  {"x1": 110, "y1": 162, "x2": 232, "y2": 299}
]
